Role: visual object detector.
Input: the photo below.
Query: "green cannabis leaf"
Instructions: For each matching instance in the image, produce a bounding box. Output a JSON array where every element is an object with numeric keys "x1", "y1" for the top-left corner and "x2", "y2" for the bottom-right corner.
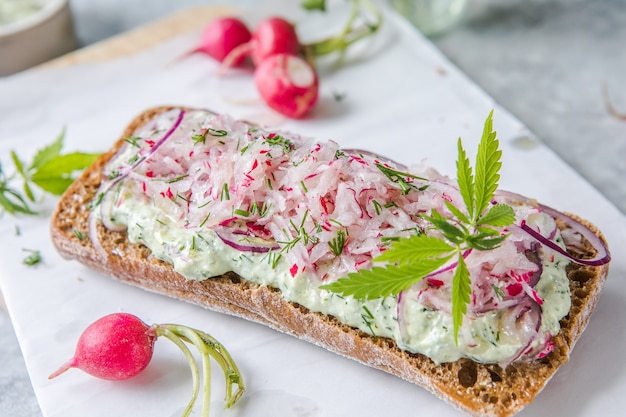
[
  {"x1": 451, "y1": 252, "x2": 471, "y2": 337},
  {"x1": 327, "y1": 257, "x2": 453, "y2": 300},
  {"x1": 320, "y1": 111, "x2": 515, "y2": 343},
  {"x1": 1, "y1": 129, "x2": 100, "y2": 216},
  {"x1": 374, "y1": 234, "x2": 454, "y2": 265}
]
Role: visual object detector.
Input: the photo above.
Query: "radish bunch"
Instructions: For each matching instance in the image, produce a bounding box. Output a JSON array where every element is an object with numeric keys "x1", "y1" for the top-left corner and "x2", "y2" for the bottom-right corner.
[
  {"x1": 188, "y1": 1, "x2": 382, "y2": 119},
  {"x1": 196, "y1": 15, "x2": 318, "y2": 119},
  {"x1": 49, "y1": 313, "x2": 244, "y2": 417}
]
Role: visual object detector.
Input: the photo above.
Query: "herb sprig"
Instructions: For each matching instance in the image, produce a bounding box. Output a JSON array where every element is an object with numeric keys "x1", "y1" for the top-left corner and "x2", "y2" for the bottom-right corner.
[
  {"x1": 1, "y1": 129, "x2": 100, "y2": 216},
  {"x1": 22, "y1": 249, "x2": 42, "y2": 266},
  {"x1": 301, "y1": 0, "x2": 383, "y2": 59},
  {"x1": 320, "y1": 111, "x2": 515, "y2": 342}
]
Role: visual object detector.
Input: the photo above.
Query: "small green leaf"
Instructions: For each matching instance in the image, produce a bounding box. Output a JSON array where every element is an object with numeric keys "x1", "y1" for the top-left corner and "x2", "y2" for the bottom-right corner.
[
  {"x1": 321, "y1": 256, "x2": 452, "y2": 300},
  {"x1": 29, "y1": 128, "x2": 65, "y2": 171},
  {"x1": 465, "y1": 233, "x2": 508, "y2": 251},
  {"x1": 31, "y1": 152, "x2": 100, "y2": 178},
  {"x1": 0, "y1": 188, "x2": 36, "y2": 215},
  {"x1": 423, "y1": 210, "x2": 466, "y2": 244},
  {"x1": 22, "y1": 249, "x2": 42, "y2": 266},
  {"x1": 374, "y1": 234, "x2": 454, "y2": 265},
  {"x1": 10, "y1": 151, "x2": 36, "y2": 201},
  {"x1": 444, "y1": 200, "x2": 470, "y2": 225},
  {"x1": 456, "y1": 138, "x2": 474, "y2": 220},
  {"x1": 192, "y1": 134, "x2": 206, "y2": 145},
  {"x1": 0, "y1": 193, "x2": 17, "y2": 214},
  {"x1": 23, "y1": 182, "x2": 35, "y2": 202},
  {"x1": 30, "y1": 177, "x2": 75, "y2": 196},
  {"x1": 31, "y1": 152, "x2": 100, "y2": 195},
  {"x1": 452, "y1": 253, "x2": 471, "y2": 345},
  {"x1": 1, "y1": 128, "x2": 100, "y2": 217},
  {"x1": 10, "y1": 151, "x2": 25, "y2": 176},
  {"x1": 478, "y1": 203, "x2": 515, "y2": 227},
  {"x1": 474, "y1": 225, "x2": 501, "y2": 236},
  {"x1": 474, "y1": 110, "x2": 501, "y2": 218}
]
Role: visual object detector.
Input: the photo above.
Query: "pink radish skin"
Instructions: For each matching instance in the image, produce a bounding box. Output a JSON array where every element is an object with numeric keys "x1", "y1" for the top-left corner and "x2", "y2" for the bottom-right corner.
[
  {"x1": 249, "y1": 17, "x2": 300, "y2": 66},
  {"x1": 49, "y1": 313, "x2": 155, "y2": 381},
  {"x1": 194, "y1": 17, "x2": 252, "y2": 66},
  {"x1": 254, "y1": 53, "x2": 319, "y2": 119}
]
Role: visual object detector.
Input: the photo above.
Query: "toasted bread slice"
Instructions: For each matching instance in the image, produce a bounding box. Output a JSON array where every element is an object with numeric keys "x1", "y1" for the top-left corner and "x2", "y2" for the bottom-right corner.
[{"x1": 50, "y1": 106, "x2": 610, "y2": 417}]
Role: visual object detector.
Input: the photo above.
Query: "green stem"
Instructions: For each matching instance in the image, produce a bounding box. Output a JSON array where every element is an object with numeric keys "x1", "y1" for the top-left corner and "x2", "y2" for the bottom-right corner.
[
  {"x1": 305, "y1": 0, "x2": 383, "y2": 58},
  {"x1": 167, "y1": 326, "x2": 212, "y2": 417},
  {"x1": 158, "y1": 324, "x2": 245, "y2": 411},
  {"x1": 195, "y1": 330, "x2": 245, "y2": 408},
  {"x1": 154, "y1": 327, "x2": 200, "y2": 417}
]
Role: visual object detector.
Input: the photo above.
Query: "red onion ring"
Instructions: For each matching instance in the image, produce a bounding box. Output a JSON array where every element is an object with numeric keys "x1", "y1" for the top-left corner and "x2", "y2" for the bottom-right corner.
[
  {"x1": 107, "y1": 109, "x2": 186, "y2": 189},
  {"x1": 501, "y1": 300, "x2": 542, "y2": 365},
  {"x1": 215, "y1": 228, "x2": 279, "y2": 253},
  {"x1": 518, "y1": 221, "x2": 609, "y2": 266},
  {"x1": 99, "y1": 182, "x2": 126, "y2": 232},
  {"x1": 396, "y1": 291, "x2": 407, "y2": 345},
  {"x1": 89, "y1": 109, "x2": 186, "y2": 251},
  {"x1": 496, "y1": 190, "x2": 610, "y2": 266},
  {"x1": 87, "y1": 211, "x2": 109, "y2": 261},
  {"x1": 524, "y1": 243, "x2": 542, "y2": 287}
]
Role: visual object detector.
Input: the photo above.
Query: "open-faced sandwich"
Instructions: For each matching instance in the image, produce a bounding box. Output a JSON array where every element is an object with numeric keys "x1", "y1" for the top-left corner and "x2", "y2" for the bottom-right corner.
[{"x1": 51, "y1": 106, "x2": 611, "y2": 417}]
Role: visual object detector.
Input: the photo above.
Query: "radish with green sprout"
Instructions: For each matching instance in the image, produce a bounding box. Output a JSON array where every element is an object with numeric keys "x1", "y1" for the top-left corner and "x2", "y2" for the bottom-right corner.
[
  {"x1": 186, "y1": 1, "x2": 383, "y2": 118},
  {"x1": 49, "y1": 313, "x2": 244, "y2": 417}
]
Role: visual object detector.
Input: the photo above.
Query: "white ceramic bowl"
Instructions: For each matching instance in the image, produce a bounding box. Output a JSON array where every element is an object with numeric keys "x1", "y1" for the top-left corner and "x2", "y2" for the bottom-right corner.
[{"x1": 0, "y1": 0, "x2": 76, "y2": 76}]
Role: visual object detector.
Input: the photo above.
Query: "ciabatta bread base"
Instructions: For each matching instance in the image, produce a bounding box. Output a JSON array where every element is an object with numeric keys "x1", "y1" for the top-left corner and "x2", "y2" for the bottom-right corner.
[{"x1": 50, "y1": 106, "x2": 610, "y2": 417}]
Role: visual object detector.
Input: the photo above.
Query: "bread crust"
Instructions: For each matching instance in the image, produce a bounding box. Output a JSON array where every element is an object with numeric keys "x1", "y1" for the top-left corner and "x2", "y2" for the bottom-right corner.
[{"x1": 50, "y1": 106, "x2": 610, "y2": 417}]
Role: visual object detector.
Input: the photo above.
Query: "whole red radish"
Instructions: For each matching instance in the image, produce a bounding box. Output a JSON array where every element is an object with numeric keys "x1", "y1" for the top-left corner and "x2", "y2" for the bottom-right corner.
[
  {"x1": 49, "y1": 313, "x2": 155, "y2": 381},
  {"x1": 254, "y1": 53, "x2": 319, "y2": 119},
  {"x1": 194, "y1": 17, "x2": 251, "y2": 66},
  {"x1": 48, "y1": 313, "x2": 245, "y2": 417},
  {"x1": 250, "y1": 17, "x2": 300, "y2": 66}
]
